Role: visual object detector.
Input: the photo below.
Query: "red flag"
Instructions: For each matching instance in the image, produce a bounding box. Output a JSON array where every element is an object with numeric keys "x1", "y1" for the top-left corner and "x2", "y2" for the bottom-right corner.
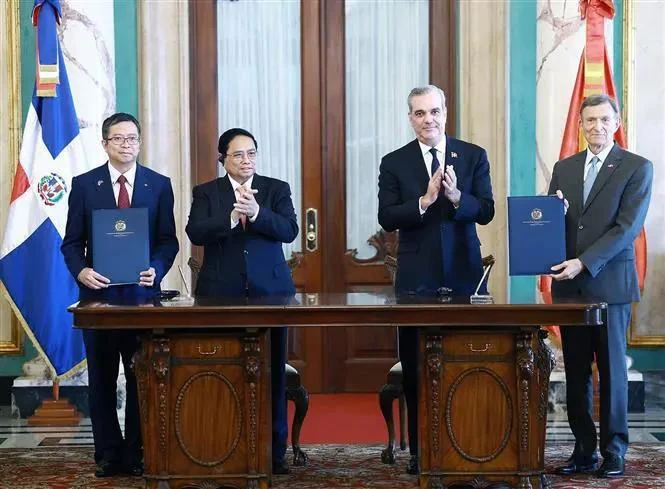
[{"x1": 540, "y1": 0, "x2": 647, "y2": 341}]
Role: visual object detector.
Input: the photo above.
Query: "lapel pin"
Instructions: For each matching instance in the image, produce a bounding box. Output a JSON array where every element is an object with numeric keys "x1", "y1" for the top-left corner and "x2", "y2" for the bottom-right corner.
[
  {"x1": 607, "y1": 164, "x2": 614, "y2": 168},
  {"x1": 451, "y1": 152, "x2": 458, "y2": 158},
  {"x1": 97, "y1": 180, "x2": 103, "y2": 186}
]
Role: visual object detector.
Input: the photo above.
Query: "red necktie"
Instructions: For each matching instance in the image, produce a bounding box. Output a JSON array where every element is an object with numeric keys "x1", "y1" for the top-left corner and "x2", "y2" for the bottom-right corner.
[
  {"x1": 235, "y1": 186, "x2": 247, "y2": 229},
  {"x1": 117, "y1": 174, "x2": 130, "y2": 209}
]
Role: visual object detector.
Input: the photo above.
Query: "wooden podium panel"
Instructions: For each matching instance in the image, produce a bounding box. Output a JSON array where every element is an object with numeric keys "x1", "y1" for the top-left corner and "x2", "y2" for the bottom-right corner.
[
  {"x1": 70, "y1": 293, "x2": 604, "y2": 489},
  {"x1": 419, "y1": 328, "x2": 554, "y2": 489},
  {"x1": 133, "y1": 332, "x2": 270, "y2": 489}
]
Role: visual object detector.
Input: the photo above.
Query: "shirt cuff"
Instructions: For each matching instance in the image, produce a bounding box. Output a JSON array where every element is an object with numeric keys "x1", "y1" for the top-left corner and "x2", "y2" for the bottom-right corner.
[
  {"x1": 231, "y1": 217, "x2": 240, "y2": 229},
  {"x1": 418, "y1": 197, "x2": 426, "y2": 215},
  {"x1": 249, "y1": 207, "x2": 260, "y2": 223}
]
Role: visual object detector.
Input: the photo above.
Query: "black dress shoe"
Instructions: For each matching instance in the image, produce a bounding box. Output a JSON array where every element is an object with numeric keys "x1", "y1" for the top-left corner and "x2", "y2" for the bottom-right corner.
[
  {"x1": 555, "y1": 457, "x2": 598, "y2": 475},
  {"x1": 596, "y1": 455, "x2": 625, "y2": 478},
  {"x1": 95, "y1": 460, "x2": 120, "y2": 478},
  {"x1": 122, "y1": 461, "x2": 144, "y2": 477},
  {"x1": 406, "y1": 455, "x2": 419, "y2": 475},
  {"x1": 272, "y1": 461, "x2": 291, "y2": 475}
]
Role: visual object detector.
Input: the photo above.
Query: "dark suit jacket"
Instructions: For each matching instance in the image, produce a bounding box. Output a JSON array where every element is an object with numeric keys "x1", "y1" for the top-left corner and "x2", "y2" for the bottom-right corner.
[
  {"x1": 185, "y1": 174, "x2": 298, "y2": 297},
  {"x1": 548, "y1": 144, "x2": 653, "y2": 304},
  {"x1": 378, "y1": 137, "x2": 494, "y2": 294},
  {"x1": 61, "y1": 163, "x2": 179, "y2": 301}
]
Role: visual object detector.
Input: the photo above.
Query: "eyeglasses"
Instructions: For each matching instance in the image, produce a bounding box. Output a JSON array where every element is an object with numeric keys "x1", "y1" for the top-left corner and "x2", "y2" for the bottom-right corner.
[
  {"x1": 106, "y1": 135, "x2": 141, "y2": 146},
  {"x1": 226, "y1": 150, "x2": 258, "y2": 162}
]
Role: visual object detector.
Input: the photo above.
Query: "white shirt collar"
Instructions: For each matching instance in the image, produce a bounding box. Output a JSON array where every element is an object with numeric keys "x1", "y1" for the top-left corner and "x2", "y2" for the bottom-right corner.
[
  {"x1": 417, "y1": 137, "x2": 447, "y2": 158},
  {"x1": 585, "y1": 142, "x2": 614, "y2": 167},
  {"x1": 228, "y1": 174, "x2": 254, "y2": 192},
  {"x1": 108, "y1": 162, "x2": 137, "y2": 187}
]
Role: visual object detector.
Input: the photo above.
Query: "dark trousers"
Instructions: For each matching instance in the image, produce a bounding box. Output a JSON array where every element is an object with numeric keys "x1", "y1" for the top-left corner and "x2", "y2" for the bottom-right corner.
[
  {"x1": 398, "y1": 326, "x2": 419, "y2": 455},
  {"x1": 270, "y1": 327, "x2": 288, "y2": 465},
  {"x1": 560, "y1": 303, "x2": 631, "y2": 459},
  {"x1": 83, "y1": 329, "x2": 142, "y2": 464}
]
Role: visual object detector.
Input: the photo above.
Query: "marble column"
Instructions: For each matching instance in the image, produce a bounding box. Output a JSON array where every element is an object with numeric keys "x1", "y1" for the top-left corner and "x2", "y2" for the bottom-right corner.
[
  {"x1": 458, "y1": 0, "x2": 508, "y2": 302},
  {"x1": 137, "y1": 0, "x2": 192, "y2": 292}
]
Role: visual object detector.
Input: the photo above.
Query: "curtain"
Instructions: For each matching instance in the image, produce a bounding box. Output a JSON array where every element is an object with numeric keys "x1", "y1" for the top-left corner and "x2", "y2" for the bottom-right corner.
[
  {"x1": 345, "y1": 0, "x2": 429, "y2": 258},
  {"x1": 218, "y1": 0, "x2": 302, "y2": 255}
]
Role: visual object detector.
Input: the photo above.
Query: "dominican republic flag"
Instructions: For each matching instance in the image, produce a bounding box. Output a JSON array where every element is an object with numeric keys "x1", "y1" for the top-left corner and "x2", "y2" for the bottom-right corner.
[{"x1": 0, "y1": 0, "x2": 87, "y2": 379}]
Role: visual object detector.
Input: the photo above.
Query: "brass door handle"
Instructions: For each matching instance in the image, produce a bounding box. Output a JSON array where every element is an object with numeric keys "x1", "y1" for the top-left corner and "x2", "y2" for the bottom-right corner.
[{"x1": 305, "y1": 208, "x2": 318, "y2": 252}]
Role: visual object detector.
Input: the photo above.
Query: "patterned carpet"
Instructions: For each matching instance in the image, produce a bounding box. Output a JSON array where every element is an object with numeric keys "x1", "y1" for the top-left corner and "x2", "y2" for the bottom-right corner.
[{"x1": 1, "y1": 443, "x2": 664, "y2": 488}]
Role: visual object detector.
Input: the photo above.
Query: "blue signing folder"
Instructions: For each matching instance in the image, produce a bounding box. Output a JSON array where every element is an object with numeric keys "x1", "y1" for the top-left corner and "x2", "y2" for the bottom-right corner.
[
  {"x1": 507, "y1": 196, "x2": 566, "y2": 276},
  {"x1": 92, "y1": 208, "x2": 149, "y2": 285}
]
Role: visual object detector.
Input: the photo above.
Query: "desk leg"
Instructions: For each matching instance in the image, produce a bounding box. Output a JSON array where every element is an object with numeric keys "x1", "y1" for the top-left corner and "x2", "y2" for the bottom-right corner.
[
  {"x1": 419, "y1": 331, "x2": 444, "y2": 489},
  {"x1": 516, "y1": 330, "x2": 535, "y2": 489},
  {"x1": 243, "y1": 333, "x2": 263, "y2": 488}
]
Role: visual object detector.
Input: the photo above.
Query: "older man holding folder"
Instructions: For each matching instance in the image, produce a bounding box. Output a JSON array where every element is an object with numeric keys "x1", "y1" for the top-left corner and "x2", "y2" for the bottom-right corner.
[
  {"x1": 61, "y1": 112, "x2": 179, "y2": 478},
  {"x1": 548, "y1": 94, "x2": 652, "y2": 478}
]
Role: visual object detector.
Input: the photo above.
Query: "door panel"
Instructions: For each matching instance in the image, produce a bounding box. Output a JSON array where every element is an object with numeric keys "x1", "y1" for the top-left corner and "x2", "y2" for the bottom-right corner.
[{"x1": 190, "y1": 0, "x2": 458, "y2": 392}]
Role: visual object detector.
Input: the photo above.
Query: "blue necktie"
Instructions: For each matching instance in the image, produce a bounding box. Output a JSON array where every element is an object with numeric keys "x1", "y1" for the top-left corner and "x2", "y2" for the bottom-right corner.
[
  {"x1": 430, "y1": 148, "x2": 439, "y2": 176},
  {"x1": 583, "y1": 156, "x2": 600, "y2": 204}
]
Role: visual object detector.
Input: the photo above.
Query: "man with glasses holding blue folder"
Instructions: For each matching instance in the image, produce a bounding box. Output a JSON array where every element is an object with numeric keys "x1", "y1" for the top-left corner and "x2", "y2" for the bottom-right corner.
[
  {"x1": 548, "y1": 94, "x2": 653, "y2": 479},
  {"x1": 61, "y1": 113, "x2": 179, "y2": 478}
]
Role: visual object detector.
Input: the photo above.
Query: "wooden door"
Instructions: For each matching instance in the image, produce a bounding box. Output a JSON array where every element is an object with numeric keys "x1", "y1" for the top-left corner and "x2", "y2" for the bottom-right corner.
[{"x1": 189, "y1": 0, "x2": 458, "y2": 392}]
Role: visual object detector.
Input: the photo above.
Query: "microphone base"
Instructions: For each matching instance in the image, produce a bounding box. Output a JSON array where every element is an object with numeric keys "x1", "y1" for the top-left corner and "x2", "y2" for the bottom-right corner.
[{"x1": 470, "y1": 294, "x2": 494, "y2": 304}]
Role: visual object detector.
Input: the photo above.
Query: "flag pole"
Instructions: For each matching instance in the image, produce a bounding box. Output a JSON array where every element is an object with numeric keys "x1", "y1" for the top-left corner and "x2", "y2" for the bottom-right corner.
[{"x1": 27, "y1": 374, "x2": 81, "y2": 426}]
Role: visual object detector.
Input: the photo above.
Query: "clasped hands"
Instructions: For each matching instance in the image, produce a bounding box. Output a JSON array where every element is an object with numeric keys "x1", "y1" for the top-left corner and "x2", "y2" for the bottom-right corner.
[
  {"x1": 420, "y1": 166, "x2": 461, "y2": 210},
  {"x1": 549, "y1": 189, "x2": 582, "y2": 281},
  {"x1": 77, "y1": 266, "x2": 156, "y2": 289},
  {"x1": 231, "y1": 187, "x2": 259, "y2": 222}
]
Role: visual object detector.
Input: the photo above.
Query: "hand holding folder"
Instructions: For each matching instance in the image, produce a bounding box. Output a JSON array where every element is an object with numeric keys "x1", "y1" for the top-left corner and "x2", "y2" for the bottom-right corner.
[
  {"x1": 92, "y1": 208, "x2": 150, "y2": 285},
  {"x1": 508, "y1": 195, "x2": 566, "y2": 276}
]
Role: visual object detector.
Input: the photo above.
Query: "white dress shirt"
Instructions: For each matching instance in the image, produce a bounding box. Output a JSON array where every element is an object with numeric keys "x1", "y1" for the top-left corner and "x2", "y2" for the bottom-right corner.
[
  {"x1": 584, "y1": 142, "x2": 614, "y2": 180},
  {"x1": 107, "y1": 162, "x2": 136, "y2": 206},
  {"x1": 417, "y1": 138, "x2": 447, "y2": 214}
]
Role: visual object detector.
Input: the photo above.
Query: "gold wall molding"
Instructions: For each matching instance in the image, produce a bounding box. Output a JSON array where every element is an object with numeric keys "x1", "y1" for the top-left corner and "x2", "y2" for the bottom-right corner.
[{"x1": 0, "y1": 0, "x2": 24, "y2": 354}]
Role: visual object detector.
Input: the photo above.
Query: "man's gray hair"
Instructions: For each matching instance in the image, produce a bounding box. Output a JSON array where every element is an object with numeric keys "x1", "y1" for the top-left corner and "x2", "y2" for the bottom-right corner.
[
  {"x1": 408, "y1": 85, "x2": 446, "y2": 113},
  {"x1": 579, "y1": 93, "x2": 620, "y2": 117}
]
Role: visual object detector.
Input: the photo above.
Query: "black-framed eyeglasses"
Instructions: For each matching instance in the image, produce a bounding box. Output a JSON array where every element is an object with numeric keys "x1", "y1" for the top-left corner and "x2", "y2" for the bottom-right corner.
[
  {"x1": 106, "y1": 135, "x2": 141, "y2": 146},
  {"x1": 226, "y1": 150, "x2": 258, "y2": 162}
]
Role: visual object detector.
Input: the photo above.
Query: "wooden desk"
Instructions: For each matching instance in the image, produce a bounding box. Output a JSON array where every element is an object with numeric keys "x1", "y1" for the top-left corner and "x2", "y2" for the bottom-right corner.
[{"x1": 71, "y1": 293, "x2": 605, "y2": 489}]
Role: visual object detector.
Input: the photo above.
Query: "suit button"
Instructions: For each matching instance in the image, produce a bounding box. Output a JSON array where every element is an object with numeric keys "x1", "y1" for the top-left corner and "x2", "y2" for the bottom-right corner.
[
  {"x1": 578, "y1": 225, "x2": 584, "y2": 230},
  {"x1": 243, "y1": 250, "x2": 248, "y2": 255}
]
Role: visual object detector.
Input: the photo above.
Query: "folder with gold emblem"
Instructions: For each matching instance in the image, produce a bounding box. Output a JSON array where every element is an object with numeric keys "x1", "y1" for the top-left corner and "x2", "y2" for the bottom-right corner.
[
  {"x1": 92, "y1": 208, "x2": 149, "y2": 285},
  {"x1": 508, "y1": 195, "x2": 566, "y2": 276}
]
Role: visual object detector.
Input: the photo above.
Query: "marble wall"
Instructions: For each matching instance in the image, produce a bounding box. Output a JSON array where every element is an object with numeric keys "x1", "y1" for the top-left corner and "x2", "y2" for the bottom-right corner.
[
  {"x1": 458, "y1": 0, "x2": 508, "y2": 302},
  {"x1": 626, "y1": 1, "x2": 665, "y2": 344},
  {"x1": 137, "y1": 0, "x2": 191, "y2": 292},
  {"x1": 535, "y1": 0, "x2": 613, "y2": 194}
]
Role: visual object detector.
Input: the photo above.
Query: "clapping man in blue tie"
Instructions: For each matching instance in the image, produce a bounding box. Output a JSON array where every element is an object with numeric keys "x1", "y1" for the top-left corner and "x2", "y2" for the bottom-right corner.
[
  {"x1": 377, "y1": 85, "x2": 495, "y2": 475},
  {"x1": 548, "y1": 94, "x2": 653, "y2": 478},
  {"x1": 61, "y1": 113, "x2": 179, "y2": 477}
]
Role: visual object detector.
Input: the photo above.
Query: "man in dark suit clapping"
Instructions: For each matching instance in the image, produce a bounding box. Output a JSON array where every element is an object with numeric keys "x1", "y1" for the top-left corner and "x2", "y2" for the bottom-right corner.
[
  {"x1": 377, "y1": 85, "x2": 495, "y2": 475},
  {"x1": 186, "y1": 128, "x2": 298, "y2": 475}
]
